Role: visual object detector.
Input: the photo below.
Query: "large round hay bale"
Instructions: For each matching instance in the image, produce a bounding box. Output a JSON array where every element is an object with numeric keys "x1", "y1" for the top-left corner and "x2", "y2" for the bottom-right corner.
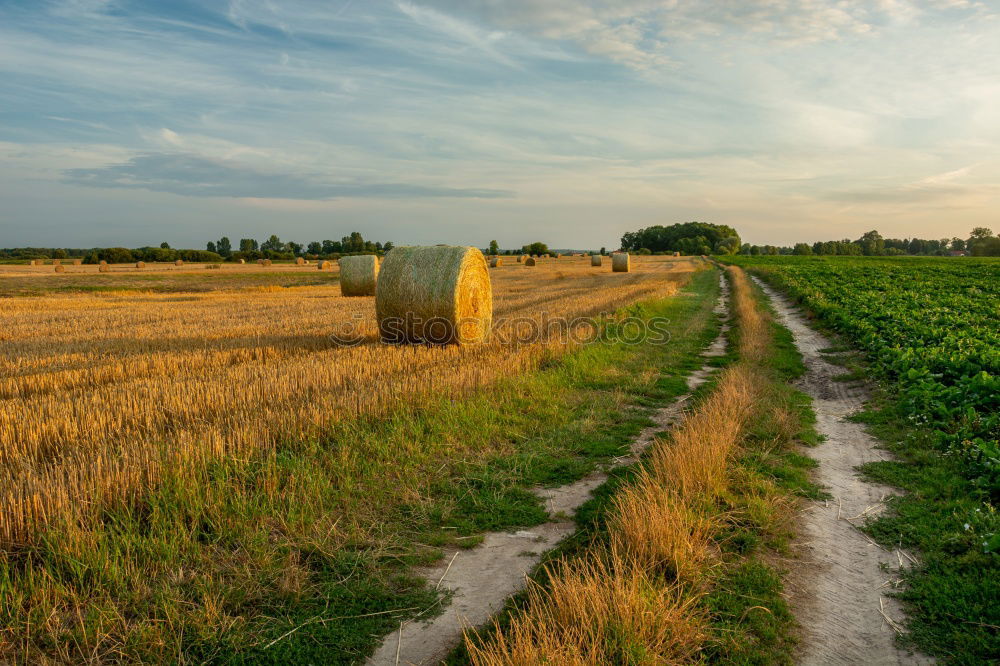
[
  {"x1": 174, "y1": 259, "x2": 183, "y2": 266},
  {"x1": 612, "y1": 253, "x2": 631, "y2": 273},
  {"x1": 591, "y1": 255, "x2": 603, "y2": 267},
  {"x1": 376, "y1": 245, "x2": 491, "y2": 345},
  {"x1": 673, "y1": 251, "x2": 680, "y2": 257},
  {"x1": 238, "y1": 258, "x2": 246, "y2": 265},
  {"x1": 54, "y1": 265, "x2": 65, "y2": 273},
  {"x1": 517, "y1": 254, "x2": 526, "y2": 263},
  {"x1": 340, "y1": 255, "x2": 379, "y2": 296},
  {"x1": 318, "y1": 260, "x2": 332, "y2": 270},
  {"x1": 98, "y1": 263, "x2": 110, "y2": 273},
  {"x1": 136, "y1": 261, "x2": 145, "y2": 269},
  {"x1": 490, "y1": 257, "x2": 503, "y2": 268},
  {"x1": 296, "y1": 257, "x2": 305, "y2": 266},
  {"x1": 525, "y1": 257, "x2": 536, "y2": 266},
  {"x1": 263, "y1": 259, "x2": 272, "y2": 267}
]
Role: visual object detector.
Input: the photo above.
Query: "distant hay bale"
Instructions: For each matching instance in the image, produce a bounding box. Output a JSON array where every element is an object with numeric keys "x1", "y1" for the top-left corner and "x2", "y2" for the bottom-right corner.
[
  {"x1": 318, "y1": 260, "x2": 332, "y2": 270},
  {"x1": 98, "y1": 263, "x2": 110, "y2": 273},
  {"x1": 525, "y1": 257, "x2": 536, "y2": 266},
  {"x1": 30, "y1": 259, "x2": 41, "y2": 266},
  {"x1": 174, "y1": 260, "x2": 183, "y2": 266},
  {"x1": 72, "y1": 259, "x2": 82, "y2": 266},
  {"x1": 490, "y1": 257, "x2": 503, "y2": 268},
  {"x1": 52, "y1": 259, "x2": 61, "y2": 266},
  {"x1": 673, "y1": 251, "x2": 680, "y2": 257},
  {"x1": 340, "y1": 255, "x2": 379, "y2": 296},
  {"x1": 263, "y1": 259, "x2": 272, "y2": 267},
  {"x1": 54, "y1": 265, "x2": 65, "y2": 273},
  {"x1": 612, "y1": 253, "x2": 631, "y2": 273},
  {"x1": 591, "y1": 255, "x2": 603, "y2": 267},
  {"x1": 257, "y1": 258, "x2": 265, "y2": 265},
  {"x1": 376, "y1": 245, "x2": 491, "y2": 345},
  {"x1": 555, "y1": 253, "x2": 562, "y2": 259},
  {"x1": 296, "y1": 257, "x2": 305, "y2": 266},
  {"x1": 517, "y1": 254, "x2": 526, "y2": 263},
  {"x1": 136, "y1": 261, "x2": 145, "y2": 269},
  {"x1": 238, "y1": 258, "x2": 246, "y2": 264}
]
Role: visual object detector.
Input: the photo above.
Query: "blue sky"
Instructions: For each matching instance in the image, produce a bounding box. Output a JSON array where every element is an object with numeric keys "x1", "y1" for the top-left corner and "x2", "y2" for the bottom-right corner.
[{"x1": 1, "y1": 0, "x2": 999, "y2": 249}]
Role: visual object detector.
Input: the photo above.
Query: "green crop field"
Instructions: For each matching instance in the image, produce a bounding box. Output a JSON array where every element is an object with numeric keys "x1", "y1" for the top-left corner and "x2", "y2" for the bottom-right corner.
[{"x1": 727, "y1": 255, "x2": 999, "y2": 660}]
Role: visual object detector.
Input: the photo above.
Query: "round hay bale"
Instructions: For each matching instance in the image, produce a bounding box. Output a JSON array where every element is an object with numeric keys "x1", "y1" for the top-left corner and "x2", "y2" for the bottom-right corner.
[
  {"x1": 376, "y1": 245, "x2": 491, "y2": 345},
  {"x1": 238, "y1": 258, "x2": 246, "y2": 264},
  {"x1": 174, "y1": 260, "x2": 183, "y2": 266},
  {"x1": 591, "y1": 255, "x2": 603, "y2": 267},
  {"x1": 525, "y1": 256, "x2": 536, "y2": 266},
  {"x1": 136, "y1": 261, "x2": 145, "y2": 269},
  {"x1": 673, "y1": 251, "x2": 680, "y2": 257},
  {"x1": 555, "y1": 253, "x2": 562, "y2": 259},
  {"x1": 612, "y1": 253, "x2": 631, "y2": 273},
  {"x1": 490, "y1": 257, "x2": 503, "y2": 268},
  {"x1": 54, "y1": 265, "x2": 65, "y2": 273},
  {"x1": 296, "y1": 257, "x2": 305, "y2": 266},
  {"x1": 517, "y1": 254, "x2": 526, "y2": 263},
  {"x1": 340, "y1": 255, "x2": 379, "y2": 296},
  {"x1": 318, "y1": 260, "x2": 332, "y2": 270},
  {"x1": 72, "y1": 259, "x2": 82, "y2": 265},
  {"x1": 98, "y1": 263, "x2": 110, "y2": 273},
  {"x1": 263, "y1": 259, "x2": 272, "y2": 267},
  {"x1": 52, "y1": 259, "x2": 61, "y2": 266}
]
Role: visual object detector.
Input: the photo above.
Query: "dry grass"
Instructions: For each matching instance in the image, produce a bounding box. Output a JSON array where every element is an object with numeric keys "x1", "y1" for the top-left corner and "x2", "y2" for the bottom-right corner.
[
  {"x1": 0, "y1": 257, "x2": 699, "y2": 545},
  {"x1": 467, "y1": 265, "x2": 773, "y2": 664}
]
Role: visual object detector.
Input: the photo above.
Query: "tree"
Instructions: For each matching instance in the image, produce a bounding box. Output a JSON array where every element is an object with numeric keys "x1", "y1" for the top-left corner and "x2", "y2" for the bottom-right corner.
[
  {"x1": 856, "y1": 230, "x2": 885, "y2": 256},
  {"x1": 600, "y1": 247, "x2": 606, "y2": 255},
  {"x1": 488, "y1": 240, "x2": 500, "y2": 255},
  {"x1": 287, "y1": 241, "x2": 303, "y2": 255},
  {"x1": 240, "y1": 238, "x2": 258, "y2": 253},
  {"x1": 52, "y1": 248, "x2": 68, "y2": 259},
  {"x1": 160, "y1": 242, "x2": 171, "y2": 249},
  {"x1": 714, "y1": 236, "x2": 740, "y2": 255},
  {"x1": 621, "y1": 222, "x2": 741, "y2": 254},
  {"x1": 383, "y1": 241, "x2": 394, "y2": 253},
  {"x1": 521, "y1": 242, "x2": 549, "y2": 256},
  {"x1": 967, "y1": 227, "x2": 997, "y2": 256},
  {"x1": 793, "y1": 243, "x2": 813, "y2": 255},
  {"x1": 206, "y1": 241, "x2": 217, "y2": 253},
  {"x1": 307, "y1": 241, "x2": 322, "y2": 256},
  {"x1": 217, "y1": 237, "x2": 232, "y2": 257},
  {"x1": 261, "y1": 235, "x2": 284, "y2": 252}
]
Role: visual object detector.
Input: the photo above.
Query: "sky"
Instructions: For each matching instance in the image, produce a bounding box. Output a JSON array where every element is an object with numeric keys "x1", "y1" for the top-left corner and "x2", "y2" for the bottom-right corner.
[{"x1": 1, "y1": 0, "x2": 999, "y2": 250}]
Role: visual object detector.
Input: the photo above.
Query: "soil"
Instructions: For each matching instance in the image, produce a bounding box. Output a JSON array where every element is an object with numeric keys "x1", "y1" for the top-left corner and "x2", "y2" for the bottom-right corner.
[{"x1": 755, "y1": 277, "x2": 932, "y2": 665}]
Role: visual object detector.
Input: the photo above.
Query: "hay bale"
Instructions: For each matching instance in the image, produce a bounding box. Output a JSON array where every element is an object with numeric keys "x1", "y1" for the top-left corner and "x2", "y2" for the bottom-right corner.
[
  {"x1": 340, "y1": 255, "x2": 379, "y2": 296},
  {"x1": 238, "y1": 258, "x2": 246, "y2": 264},
  {"x1": 555, "y1": 253, "x2": 562, "y2": 259},
  {"x1": 591, "y1": 255, "x2": 603, "y2": 267},
  {"x1": 98, "y1": 263, "x2": 110, "y2": 273},
  {"x1": 136, "y1": 261, "x2": 145, "y2": 269},
  {"x1": 296, "y1": 257, "x2": 305, "y2": 266},
  {"x1": 52, "y1": 259, "x2": 61, "y2": 266},
  {"x1": 318, "y1": 260, "x2": 332, "y2": 270},
  {"x1": 612, "y1": 253, "x2": 631, "y2": 272},
  {"x1": 525, "y1": 257, "x2": 536, "y2": 266},
  {"x1": 490, "y1": 257, "x2": 503, "y2": 268},
  {"x1": 72, "y1": 259, "x2": 82, "y2": 266},
  {"x1": 54, "y1": 265, "x2": 65, "y2": 273},
  {"x1": 174, "y1": 260, "x2": 183, "y2": 266},
  {"x1": 376, "y1": 245, "x2": 491, "y2": 345},
  {"x1": 673, "y1": 251, "x2": 680, "y2": 257},
  {"x1": 517, "y1": 254, "x2": 526, "y2": 263},
  {"x1": 263, "y1": 259, "x2": 272, "y2": 267}
]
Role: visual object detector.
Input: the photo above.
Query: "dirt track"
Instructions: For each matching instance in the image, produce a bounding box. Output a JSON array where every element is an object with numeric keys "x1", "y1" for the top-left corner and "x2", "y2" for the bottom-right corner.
[{"x1": 755, "y1": 278, "x2": 931, "y2": 665}]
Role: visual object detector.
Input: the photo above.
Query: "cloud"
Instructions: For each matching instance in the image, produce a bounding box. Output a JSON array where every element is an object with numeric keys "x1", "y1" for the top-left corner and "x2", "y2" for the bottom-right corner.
[{"x1": 62, "y1": 153, "x2": 515, "y2": 200}]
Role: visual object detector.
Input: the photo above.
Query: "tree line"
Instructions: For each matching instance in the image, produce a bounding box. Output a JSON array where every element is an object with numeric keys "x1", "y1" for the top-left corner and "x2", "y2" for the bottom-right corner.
[
  {"x1": 743, "y1": 227, "x2": 1000, "y2": 257},
  {"x1": 0, "y1": 232, "x2": 395, "y2": 263}
]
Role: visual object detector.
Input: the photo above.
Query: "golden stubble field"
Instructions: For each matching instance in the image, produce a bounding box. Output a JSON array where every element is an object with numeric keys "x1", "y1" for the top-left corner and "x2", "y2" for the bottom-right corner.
[{"x1": 0, "y1": 255, "x2": 699, "y2": 545}]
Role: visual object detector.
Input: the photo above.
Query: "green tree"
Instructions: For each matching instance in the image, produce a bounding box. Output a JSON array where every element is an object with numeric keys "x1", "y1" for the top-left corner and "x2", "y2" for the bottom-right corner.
[
  {"x1": 216, "y1": 237, "x2": 232, "y2": 257},
  {"x1": 261, "y1": 235, "x2": 284, "y2": 252},
  {"x1": 307, "y1": 241, "x2": 322, "y2": 256},
  {"x1": 240, "y1": 238, "x2": 258, "y2": 253},
  {"x1": 488, "y1": 240, "x2": 500, "y2": 255},
  {"x1": 160, "y1": 242, "x2": 171, "y2": 249},
  {"x1": 856, "y1": 230, "x2": 885, "y2": 256},
  {"x1": 206, "y1": 241, "x2": 217, "y2": 253},
  {"x1": 521, "y1": 242, "x2": 549, "y2": 256}
]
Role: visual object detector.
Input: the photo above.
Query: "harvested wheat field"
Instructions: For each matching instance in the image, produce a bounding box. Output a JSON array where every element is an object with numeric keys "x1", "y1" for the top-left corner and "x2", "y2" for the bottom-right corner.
[{"x1": 0, "y1": 257, "x2": 693, "y2": 544}]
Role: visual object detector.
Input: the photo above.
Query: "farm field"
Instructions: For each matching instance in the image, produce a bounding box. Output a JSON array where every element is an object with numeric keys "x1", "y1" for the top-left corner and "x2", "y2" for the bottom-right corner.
[
  {"x1": 727, "y1": 255, "x2": 1000, "y2": 661},
  {"x1": 0, "y1": 254, "x2": 720, "y2": 661}
]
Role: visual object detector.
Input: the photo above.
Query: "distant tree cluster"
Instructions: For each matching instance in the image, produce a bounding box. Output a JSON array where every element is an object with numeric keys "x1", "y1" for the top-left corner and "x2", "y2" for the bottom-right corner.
[
  {"x1": 739, "y1": 227, "x2": 999, "y2": 257},
  {"x1": 0, "y1": 231, "x2": 396, "y2": 264},
  {"x1": 620, "y1": 222, "x2": 741, "y2": 255}
]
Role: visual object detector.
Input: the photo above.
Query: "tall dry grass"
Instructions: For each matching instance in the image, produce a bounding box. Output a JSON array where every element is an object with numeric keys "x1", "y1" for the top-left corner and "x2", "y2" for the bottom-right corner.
[
  {"x1": 467, "y1": 265, "x2": 773, "y2": 664},
  {"x1": 0, "y1": 258, "x2": 699, "y2": 545}
]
